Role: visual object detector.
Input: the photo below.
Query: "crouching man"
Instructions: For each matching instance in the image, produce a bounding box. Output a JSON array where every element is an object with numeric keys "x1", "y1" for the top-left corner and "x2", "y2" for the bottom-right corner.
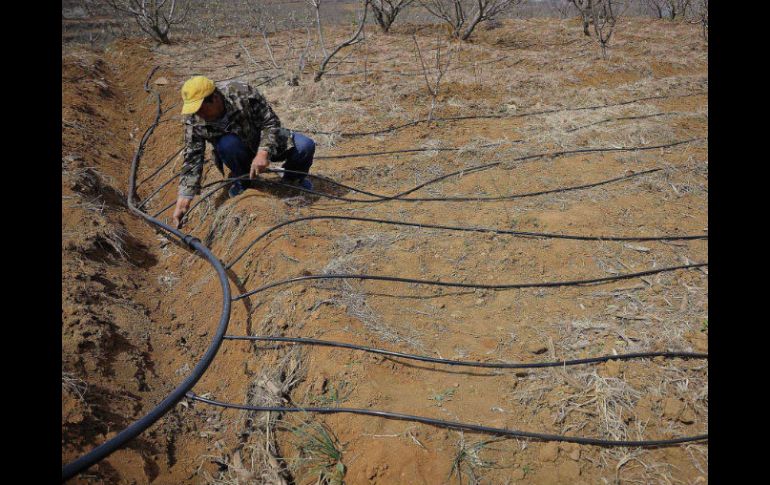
[{"x1": 172, "y1": 76, "x2": 315, "y2": 228}]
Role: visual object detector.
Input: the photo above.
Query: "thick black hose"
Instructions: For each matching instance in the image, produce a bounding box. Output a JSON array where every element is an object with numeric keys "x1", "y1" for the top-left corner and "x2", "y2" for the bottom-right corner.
[
  {"x1": 223, "y1": 335, "x2": 707, "y2": 369},
  {"x1": 233, "y1": 263, "x2": 707, "y2": 301},
  {"x1": 225, "y1": 214, "x2": 707, "y2": 269},
  {"x1": 62, "y1": 69, "x2": 234, "y2": 482},
  {"x1": 187, "y1": 393, "x2": 707, "y2": 447}
]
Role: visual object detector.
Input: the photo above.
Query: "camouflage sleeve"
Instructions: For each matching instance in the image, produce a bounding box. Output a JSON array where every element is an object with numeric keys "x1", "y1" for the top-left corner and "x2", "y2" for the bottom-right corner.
[
  {"x1": 179, "y1": 121, "x2": 205, "y2": 198},
  {"x1": 245, "y1": 85, "x2": 282, "y2": 160}
]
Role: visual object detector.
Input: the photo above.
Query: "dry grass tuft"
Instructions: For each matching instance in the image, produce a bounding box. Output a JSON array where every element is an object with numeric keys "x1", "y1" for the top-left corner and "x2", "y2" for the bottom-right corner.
[{"x1": 62, "y1": 371, "x2": 88, "y2": 402}]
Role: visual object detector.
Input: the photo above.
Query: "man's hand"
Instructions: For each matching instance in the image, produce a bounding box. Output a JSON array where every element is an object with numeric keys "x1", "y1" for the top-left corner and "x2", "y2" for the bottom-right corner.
[
  {"x1": 172, "y1": 196, "x2": 193, "y2": 228},
  {"x1": 249, "y1": 150, "x2": 270, "y2": 179}
]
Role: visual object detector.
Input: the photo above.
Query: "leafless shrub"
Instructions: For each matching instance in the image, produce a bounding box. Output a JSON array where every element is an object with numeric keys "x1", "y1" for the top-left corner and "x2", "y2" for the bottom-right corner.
[
  {"x1": 570, "y1": 0, "x2": 594, "y2": 36},
  {"x1": 584, "y1": 0, "x2": 620, "y2": 59},
  {"x1": 550, "y1": 0, "x2": 577, "y2": 18},
  {"x1": 62, "y1": 372, "x2": 88, "y2": 402},
  {"x1": 645, "y1": 0, "x2": 691, "y2": 20},
  {"x1": 242, "y1": 1, "x2": 315, "y2": 86},
  {"x1": 308, "y1": 0, "x2": 370, "y2": 82},
  {"x1": 690, "y1": 0, "x2": 707, "y2": 40},
  {"x1": 371, "y1": 0, "x2": 415, "y2": 33},
  {"x1": 419, "y1": 0, "x2": 523, "y2": 40},
  {"x1": 95, "y1": 224, "x2": 130, "y2": 260},
  {"x1": 105, "y1": 0, "x2": 191, "y2": 44},
  {"x1": 411, "y1": 32, "x2": 454, "y2": 120}
]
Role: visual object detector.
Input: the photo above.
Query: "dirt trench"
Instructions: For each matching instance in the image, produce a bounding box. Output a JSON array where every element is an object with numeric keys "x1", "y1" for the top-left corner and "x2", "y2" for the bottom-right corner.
[{"x1": 62, "y1": 43, "x2": 272, "y2": 484}]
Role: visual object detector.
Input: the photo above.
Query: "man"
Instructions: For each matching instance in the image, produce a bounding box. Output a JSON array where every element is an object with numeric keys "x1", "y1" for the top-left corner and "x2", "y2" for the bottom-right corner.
[{"x1": 172, "y1": 76, "x2": 316, "y2": 228}]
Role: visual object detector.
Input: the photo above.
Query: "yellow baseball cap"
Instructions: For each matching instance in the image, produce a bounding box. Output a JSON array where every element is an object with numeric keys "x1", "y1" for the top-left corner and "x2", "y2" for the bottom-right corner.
[{"x1": 180, "y1": 76, "x2": 216, "y2": 115}]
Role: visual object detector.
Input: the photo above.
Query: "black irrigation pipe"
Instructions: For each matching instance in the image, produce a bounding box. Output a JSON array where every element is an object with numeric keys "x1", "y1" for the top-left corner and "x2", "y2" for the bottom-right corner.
[
  {"x1": 565, "y1": 112, "x2": 677, "y2": 133},
  {"x1": 62, "y1": 68, "x2": 233, "y2": 482},
  {"x1": 137, "y1": 146, "x2": 183, "y2": 188},
  {"x1": 233, "y1": 263, "x2": 707, "y2": 301},
  {"x1": 186, "y1": 164, "x2": 660, "y2": 219},
  {"x1": 147, "y1": 141, "x2": 507, "y2": 216},
  {"x1": 225, "y1": 212, "x2": 707, "y2": 270},
  {"x1": 136, "y1": 168, "x2": 186, "y2": 210},
  {"x1": 319, "y1": 137, "x2": 705, "y2": 202},
  {"x1": 186, "y1": 393, "x2": 707, "y2": 447},
  {"x1": 275, "y1": 165, "x2": 663, "y2": 203},
  {"x1": 314, "y1": 142, "x2": 510, "y2": 160},
  {"x1": 160, "y1": 137, "x2": 704, "y2": 223},
  {"x1": 223, "y1": 335, "x2": 707, "y2": 369},
  {"x1": 306, "y1": 91, "x2": 707, "y2": 137}
]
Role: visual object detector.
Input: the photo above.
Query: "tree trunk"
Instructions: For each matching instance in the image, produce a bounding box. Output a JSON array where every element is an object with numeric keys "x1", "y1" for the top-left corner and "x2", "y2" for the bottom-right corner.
[
  {"x1": 461, "y1": 13, "x2": 483, "y2": 41},
  {"x1": 372, "y1": 8, "x2": 393, "y2": 33}
]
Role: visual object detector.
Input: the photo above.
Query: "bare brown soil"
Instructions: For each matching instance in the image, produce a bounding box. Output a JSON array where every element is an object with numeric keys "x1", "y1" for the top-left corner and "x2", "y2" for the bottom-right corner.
[{"x1": 62, "y1": 17, "x2": 707, "y2": 484}]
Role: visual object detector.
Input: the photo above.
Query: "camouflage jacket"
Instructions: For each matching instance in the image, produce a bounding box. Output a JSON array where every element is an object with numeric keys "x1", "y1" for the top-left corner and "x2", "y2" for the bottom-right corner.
[{"x1": 178, "y1": 81, "x2": 294, "y2": 198}]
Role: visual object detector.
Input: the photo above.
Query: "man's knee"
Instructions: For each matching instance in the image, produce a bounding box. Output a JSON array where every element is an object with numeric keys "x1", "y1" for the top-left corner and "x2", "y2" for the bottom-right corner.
[
  {"x1": 294, "y1": 133, "x2": 316, "y2": 160},
  {"x1": 216, "y1": 134, "x2": 246, "y2": 158}
]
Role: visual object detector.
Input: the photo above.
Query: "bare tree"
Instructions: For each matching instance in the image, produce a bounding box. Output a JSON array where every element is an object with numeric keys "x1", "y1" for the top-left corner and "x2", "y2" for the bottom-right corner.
[
  {"x1": 570, "y1": 0, "x2": 594, "y2": 36},
  {"x1": 644, "y1": 0, "x2": 691, "y2": 19},
  {"x1": 550, "y1": 0, "x2": 577, "y2": 19},
  {"x1": 591, "y1": 0, "x2": 617, "y2": 59},
  {"x1": 105, "y1": 0, "x2": 190, "y2": 44},
  {"x1": 644, "y1": 0, "x2": 665, "y2": 18},
  {"x1": 690, "y1": 0, "x2": 707, "y2": 40},
  {"x1": 371, "y1": 0, "x2": 415, "y2": 33},
  {"x1": 419, "y1": 0, "x2": 522, "y2": 41},
  {"x1": 243, "y1": 1, "x2": 314, "y2": 86},
  {"x1": 412, "y1": 32, "x2": 454, "y2": 120},
  {"x1": 308, "y1": 0, "x2": 370, "y2": 82}
]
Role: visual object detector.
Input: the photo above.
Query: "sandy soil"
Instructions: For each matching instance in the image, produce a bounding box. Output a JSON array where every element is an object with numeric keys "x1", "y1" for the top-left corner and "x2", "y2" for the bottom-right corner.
[{"x1": 62, "y1": 17, "x2": 707, "y2": 484}]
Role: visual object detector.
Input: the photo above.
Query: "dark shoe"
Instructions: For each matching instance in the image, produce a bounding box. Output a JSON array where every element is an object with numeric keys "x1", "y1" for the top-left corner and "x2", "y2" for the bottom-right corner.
[
  {"x1": 283, "y1": 177, "x2": 313, "y2": 191},
  {"x1": 228, "y1": 181, "x2": 245, "y2": 198}
]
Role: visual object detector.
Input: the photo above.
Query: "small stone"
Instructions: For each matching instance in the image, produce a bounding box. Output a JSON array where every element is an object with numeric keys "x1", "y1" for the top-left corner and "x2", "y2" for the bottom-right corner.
[
  {"x1": 153, "y1": 77, "x2": 169, "y2": 85},
  {"x1": 538, "y1": 442, "x2": 559, "y2": 462},
  {"x1": 678, "y1": 406, "x2": 697, "y2": 425}
]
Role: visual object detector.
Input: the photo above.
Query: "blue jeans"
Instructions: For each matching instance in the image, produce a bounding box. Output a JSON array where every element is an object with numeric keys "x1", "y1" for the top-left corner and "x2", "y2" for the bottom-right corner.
[{"x1": 215, "y1": 132, "x2": 315, "y2": 190}]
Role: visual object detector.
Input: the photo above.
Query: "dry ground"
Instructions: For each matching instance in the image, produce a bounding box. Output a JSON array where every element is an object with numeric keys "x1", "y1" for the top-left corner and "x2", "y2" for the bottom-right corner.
[{"x1": 62, "y1": 16, "x2": 707, "y2": 485}]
